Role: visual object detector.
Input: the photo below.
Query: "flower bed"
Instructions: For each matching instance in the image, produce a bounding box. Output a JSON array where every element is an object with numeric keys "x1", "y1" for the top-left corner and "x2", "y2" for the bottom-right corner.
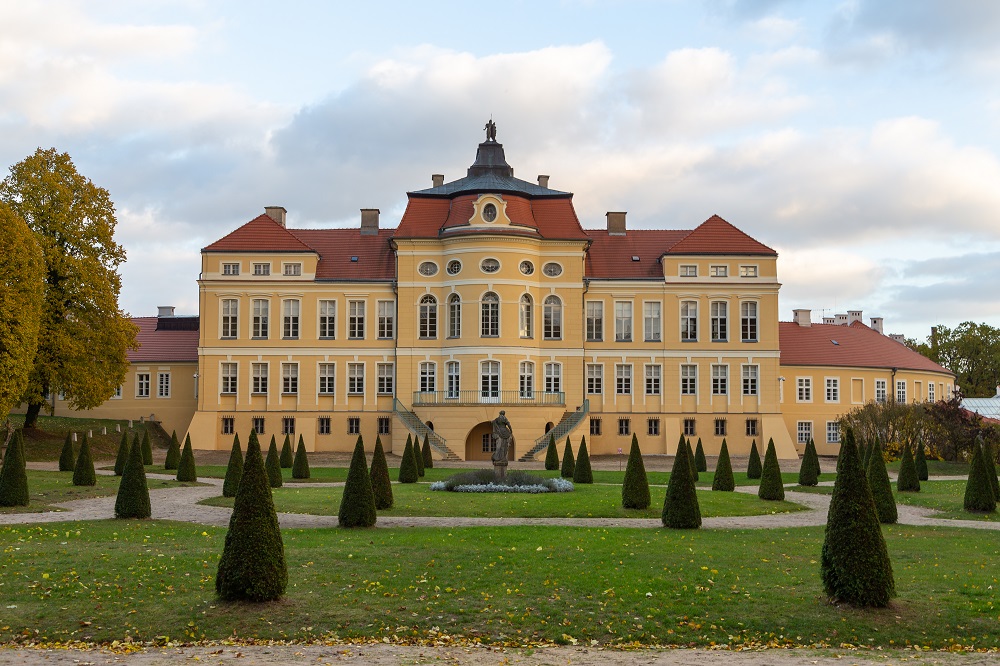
[{"x1": 430, "y1": 469, "x2": 574, "y2": 493}]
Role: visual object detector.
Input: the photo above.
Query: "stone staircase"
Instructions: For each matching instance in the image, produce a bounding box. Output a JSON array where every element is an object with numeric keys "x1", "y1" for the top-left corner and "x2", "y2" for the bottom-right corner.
[
  {"x1": 517, "y1": 399, "x2": 590, "y2": 462},
  {"x1": 392, "y1": 399, "x2": 461, "y2": 461}
]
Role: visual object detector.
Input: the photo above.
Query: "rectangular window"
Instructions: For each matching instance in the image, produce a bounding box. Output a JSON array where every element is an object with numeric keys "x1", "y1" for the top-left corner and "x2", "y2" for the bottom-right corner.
[
  {"x1": 136, "y1": 372, "x2": 150, "y2": 398},
  {"x1": 680, "y1": 301, "x2": 698, "y2": 342},
  {"x1": 519, "y1": 362, "x2": 534, "y2": 399},
  {"x1": 683, "y1": 419, "x2": 696, "y2": 436},
  {"x1": 221, "y1": 299, "x2": 238, "y2": 338},
  {"x1": 348, "y1": 300, "x2": 365, "y2": 339},
  {"x1": 252, "y1": 362, "x2": 269, "y2": 394},
  {"x1": 348, "y1": 363, "x2": 364, "y2": 395},
  {"x1": 252, "y1": 262, "x2": 270, "y2": 276},
  {"x1": 797, "y1": 377, "x2": 812, "y2": 402},
  {"x1": 482, "y1": 433, "x2": 497, "y2": 453},
  {"x1": 319, "y1": 300, "x2": 336, "y2": 339},
  {"x1": 618, "y1": 418, "x2": 631, "y2": 436},
  {"x1": 712, "y1": 364, "x2": 728, "y2": 395},
  {"x1": 447, "y1": 361, "x2": 461, "y2": 399},
  {"x1": 615, "y1": 364, "x2": 632, "y2": 395},
  {"x1": 590, "y1": 417, "x2": 602, "y2": 436},
  {"x1": 282, "y1": 299, "x2": 300, "y2": 339},
  {"x1": 282, "y1": 263, "x2": 302, "y2": 276},
  {"x1": 739, "y1": 265, "x2": 758, "y2": 278},
  {"x1": 347, "y1": 417, "x2": 360, "y2": 435},
  {"x1": 480, "y1": 360, "x2": 500, "y2": 399},
  {"x1": 113, "y1": 385, "x2": 123, "y2": 399},
  {"x1": 745, "y1": 418, "x2": 758, "y2": 437},
  {"x1": 741, "y1": 302, "x2": 758, "y2": 342},
  {"x1": 377, "y1": 363, "x2": 394, "y2": 395},
  {"x1": 645, "y1": 364, "x2": 661, "y2": 396},
  {"x1": 615, "y1": 301, "x2": 633, "y2": 342},
  {"x1": 586, "y1": 301, "x2": 603, "y2": 342},
  {"x1": 681, "y1": 364, "x2": 697, "y2": 395},
  {"x1": 586, "y1": 363, "x2": 603, "y2": 395},
  {"x1": 319, "y1": 363, "x2": 336, "y2": 395},
  {"x1": 711, "y1": 301, "x2": 728, "y2": 342},
  {"x1": 318, "y1": 417, "x2": 331, "y2": 435},
  {"x1": 252, "y1": 299, "x2": 269, "y2": 338},
  {"x1": 896, "y1": 380, "x2": 907, "y2": 403},
  {"x1": 647, "y1": 418, "x2": 660, "y2": 436},
  {"x1": 715, "y1": 418, "x2": 727, "y2": 436},
  {"x1": 157, "y1": 372, "x2": 171, "y2": 398},
  {"x1": 710, "y1": 265, "x2": 728, "y2": 277},
  {"x1": 742, "y1": 364, "x2": 759, "y2": 396},
  {"x1": 222, "y1": 417, "x2": 234, "y2": 435},
  {"x1": 282, "y1": 417, "x2": 295, "y2": 435},
  {"x1": 826, "y1": 378, "x2": 840, "y2": 403},
  {"x1": 679, "y1": 265, "x2": 697, "y2": 277},
  {"x1": 282, "y1": 363, "x2": 298, "y2": 394},
  {"x1": 378, "y1": 300, "x2": 395, "y2": 339},
  {"x1": 252, "y1": 416, "x2": 265, "y2": 434},
  {"x1": 419, "y1": 362, "x2": 436, "y2": 393},
  {"x1": 643, "y1": 302, "x2": 661, "y2": 342},
  {"x1": 222, "y1": 262, "x2": 240, "y2": 276},
  {"x1": 827, "y1": 421, "x2": 841, "y2": 444},
  {"x1": 544, "y1": 363, "x2": 561, "y2": 394},
  {"x1": 875, "y1": 379, "x2": 887, "y2": 403},
  {"x1": 797, "y1": 421, "x2": 812, "y2": 444},
  {"x1": 378, "y1": 417, "x2": 391, "y2": 435},
  {"x1": 928, "y1": 382, "x2": 935, "y2": 402}
]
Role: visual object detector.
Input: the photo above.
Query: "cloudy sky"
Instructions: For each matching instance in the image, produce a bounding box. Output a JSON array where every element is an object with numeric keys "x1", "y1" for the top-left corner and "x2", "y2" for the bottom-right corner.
[{"x1": 2, "y1": 0, "x2": 999, "y2": 340}]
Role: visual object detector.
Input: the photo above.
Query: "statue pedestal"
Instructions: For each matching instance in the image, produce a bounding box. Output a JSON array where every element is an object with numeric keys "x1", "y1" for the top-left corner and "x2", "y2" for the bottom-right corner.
[{"x1": 493, "y1": 459, "x2": 508, "y2": 483}]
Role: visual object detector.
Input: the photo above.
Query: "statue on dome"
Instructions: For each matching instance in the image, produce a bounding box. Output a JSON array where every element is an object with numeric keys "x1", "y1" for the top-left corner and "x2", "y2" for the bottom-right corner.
[{"x1": 484, "y1": 119, "x2": 497, "y2": 142}]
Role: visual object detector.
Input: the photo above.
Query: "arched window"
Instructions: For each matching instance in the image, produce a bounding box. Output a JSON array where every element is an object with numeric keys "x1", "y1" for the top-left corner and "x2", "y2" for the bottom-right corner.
[
  {"x1": 419, "y1": 295, "x2": 437, "y2": 339},
  {"x1": 481, "y1": 292, "x2": 499, "y2": 337},
  {"x1": 448, "y1": 293, "x2": 461, "y2": 338},
  {"x1": 543, "y1": 295, "x2": 562, "y2": 340},
  {"x1": 519, "y1": 294, "x2": 533, "y2": 338}
]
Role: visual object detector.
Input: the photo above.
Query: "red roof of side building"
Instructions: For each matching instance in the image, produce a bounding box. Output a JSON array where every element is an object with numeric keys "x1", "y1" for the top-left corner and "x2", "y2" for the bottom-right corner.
[
  {"x1": 290, "y1": 228, "x2": 396, "y2": 281},
  {"x1": 585, "y1": 229, "x2": 689, "y2": 279},
  {"x1": 129, "y1": 317, "x2": 199, "y2": 364},
  {"x1": 779, "y1": 321, "x2": 953, "y2": 375},
  {"x1": 202, "y1": 214, "x2": 317, "y2": 253},
  {"x1": 666, "y1": 215, "x2": 776, "y2": 256}
]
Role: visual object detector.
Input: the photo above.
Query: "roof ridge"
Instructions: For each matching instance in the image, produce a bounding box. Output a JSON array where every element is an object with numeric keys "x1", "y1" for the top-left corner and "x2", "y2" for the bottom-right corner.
[{"x1": 203, "y1": 214, "x2": 318, "y2": 253}]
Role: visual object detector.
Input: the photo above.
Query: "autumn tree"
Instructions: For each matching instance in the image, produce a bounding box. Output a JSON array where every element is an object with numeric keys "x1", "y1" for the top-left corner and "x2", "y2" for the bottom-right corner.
[
  {"x1": 913, "y1": 322, "x2": 1000, "y2": 398},
  {"x1": 0, "y1": 149, "x2": 137, "y2": 429}
]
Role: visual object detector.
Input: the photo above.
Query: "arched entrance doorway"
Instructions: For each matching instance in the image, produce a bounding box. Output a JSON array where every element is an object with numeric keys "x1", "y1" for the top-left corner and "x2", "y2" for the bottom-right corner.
[{"x1": 465, "y1": 421, "x2": 516, "y2": 462}]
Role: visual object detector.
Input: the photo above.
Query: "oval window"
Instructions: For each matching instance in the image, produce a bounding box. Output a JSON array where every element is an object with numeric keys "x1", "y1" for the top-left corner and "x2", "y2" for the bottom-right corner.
[
  {"x1": 519, "y1": 260, "x2": 534, "y2": 276},
  {"x1": 482, "y1": 203, "x2": 498, "y2": 222},
  {"x1": 481, "y1": 258, "x2": 500, "y2": 273},
  {"x1": 542, "y1": 262, "x2": 563, "y2": 277},
  {"x1": 418, "y1": 261, "x2": 438, "y2": 277},
  {"x1": 446, "y1": 260, "x2": 462, "y2": 275}
]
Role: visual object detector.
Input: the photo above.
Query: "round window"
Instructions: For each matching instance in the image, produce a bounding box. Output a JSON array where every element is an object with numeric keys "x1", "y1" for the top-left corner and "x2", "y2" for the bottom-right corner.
[
  {"x1": 519, "y1": 260, "x2": 534, "y2": 275},
  {"x1": 542, "y1": 262, "x2": 563, "y2": 277},
  {"x1": 482, "y1": 203, "x2": 498, "y2": 222},
  {"x1": 446, "y1": 260, "x2": 462, "y2": 275},
  {"x1": 418, "y1": 261, "x2": 438, "y2": 277},
  {"x1": 480, "y1": 258, "x2": 500, "y2": 273}
]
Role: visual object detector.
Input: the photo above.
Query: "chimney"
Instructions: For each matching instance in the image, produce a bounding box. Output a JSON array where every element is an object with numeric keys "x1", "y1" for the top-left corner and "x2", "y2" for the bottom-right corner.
[
  {"x1": 607, "y1": 211, "x2": 627, "y2": 236},
  {"x1": 793, "y1": 309, "x2": 811, "y2": 327},
  {"x1": 537, "y1": 174, "x2": 550, "y2": 188},
  {"x1": 432, "y1": 174, "x2": 444, "y2": 187},
  {"x1": 264, "y1": 206, "x2": 287, "y2": 227},
  {"x1": 889, "y1": 333, "x2": 906, "y2": 343},
  {"x1": 835, "y1": 313, "x2": 848, "y2": 326},
  {"x1": 360, "y1": 208, "x2": 380, "y2": 236},
  {"x1": 870, "y1": 317, "x2": 884, "y2": 334},
  {"x1": 848, "y1": 310, "x2": 863, "y2": 325},
  {"x1": 823, "y1": 317, "x2": 836, "y2": 325},
  {"x1": 157, "y1": 306, "x2": 175, "y2": 318}
]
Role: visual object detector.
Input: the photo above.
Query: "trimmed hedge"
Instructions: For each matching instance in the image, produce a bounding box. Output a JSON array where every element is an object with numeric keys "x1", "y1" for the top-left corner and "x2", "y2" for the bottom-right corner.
[
  {"x1": 964, "y1": 442, "x2": 997, "y2": 513},
  {"x1": 798, "y1": 438, "x2": 819, "y2": 487},
  {"x1": 415, "y1": 434, "x2": 426, "y2": 477},
  {"x1": 265, "y1": 436, "x2": 283, "y2": 488},
  {"x1": 398, "y1": 434, "x2": 418, "y2": 483},
  {"x1": 544, "y1": 434, "x2": 559, "y2": 471},
  {"x1": 176, "y1": 434, "x2": 198, "y2": 482},
  {"x1": 0, "y1": 429, "x2": 29, "y2": 506},
  {"x1": 896, "y1": 444, "x2": 920, "y2": 493},
  {"x1": 746, "y1": 439, "x2": 762, "y2": 479},
  {"x1": 621, "y1": 434, "x2": 650, "y2": 509},
  {"x1": 662, "y1": 434, "x2": 701, "y2": 529},
  {"x1": 292, "y1": 435, "x2": 310, "y2": 479},
  {"x1": 339, "y1": 435, "x2": 377, "y2": 528},
  {"x1": 113, "y1": 432, "x2": 130, "y2": 476},
  {"x1": 222, "y1": 434, "x2": 244, "y2": 498},
  {"x1": 560, "y1": 437, "x2": 575, "y2": 479},
  {"x1": 115, "y1": 427, "x2": 151, "y2": 519},
  {"x1": 164, "y1": 430, "x2": 180, "y2": 470},
  {"x1": 758, "y1": 438, "x2": 785, "y2": 501},
  {"x1": 72, "y1": 434, "x2": 96, "y2": 486},
  {"x1": 370, "y1": 435, "x2": 394, "y2": 510},
  {"x1": 215, "y1": 430, "x2": 287, "y2": 602},
  {"x1": 280, "y1": 435, "x2": 293, "y2": 468},
  {"x1": 141, "y1": 429, "x2": 153, "y2": 466},
  {"x1": 58, "y1": 432, "x2": 75, "y2": 472},
  {"x1": 694, "y1": 438, "x2": 707, "y2": 473},
  {"x1": 712, "y1": 438, "x2": 735, "y2": 492},
  {"x1": 821, "y1": 427, "x2": 895, "y2": 607},
  {"x1": 422, "y1": 435, "x2": 434, "y2": 469},
  {"x1": 866, "y1": 439, "x2": 897, "y2": 523},
  {"x1": 915, "y1": 440, "x2": 929, "y2": 481},
  {"x1": 573, "y1": 436, "x2": 594, "y2": 484}
]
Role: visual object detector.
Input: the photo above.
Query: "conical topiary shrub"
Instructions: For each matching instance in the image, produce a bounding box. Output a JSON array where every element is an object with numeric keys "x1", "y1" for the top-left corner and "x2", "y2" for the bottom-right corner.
[
  {"x1": 687, "y1": 439, "x2": 698, "y2": 482},
  {"x1": 821, "y1": 427, "x2": 895, "y2": 607},
  {"x1": 897, "y1": 443, "x2": 920, "y2": 492},
  {"x1": 544, "y1": 433, "x2": 559, "y2": 471},
  {"x1": 561, "y1": 437, "x2": 575, "y2": 479},
  {"x1": 176, "y1": 434, "x2": 197, "y2": 482},
  {"x1": 0, "y1": 430, "x2": 29, "y2": 507},
  {"x1": 141, "y1": 429, "x2": 153, "y2": 466},
  {"x1": 964, "y1": 442, "x2": 997, "y2": 513},
  {"x1": 414, "y1": 434, "x2": 426, "y2": 478},
  {"x1": 370, "y1": 435, "x2": 394, "y2": 510},
  {"x1": 422, "y1": 434, "x2": 433, "y2": 469},
  {"x1": 866, "y1": 439, "x2": 897, "y2": 523},
  {"x1": 339, "y1": 435, "x2": 377, "y2": 528},
  {"x1": 59, "y1": 432, "x2": 75, "y2": 472},
  {"x1": 292, "y1": 435, "x2": 310, "y2": 479},
  {"x1": 280, "y1": 434, "x2": 293, "y2": 468},
  {"x1": 758, "y1": 438, "x2": 785, "y2": 501},
  {"x1": 114, "y1": 432, "x2": 130, "y2": 476},
  {"x1": 164, "y1": 430, "x2": 180, "y2": 470},
  {"x1": 694, "y1": 438, "x2": 707, "y2": 473},
  {"x1": 662, "y1": 434, "x2": 701, "y2": 529},
  {"x1": 622, "y1": 434, "x2": 650, "y2": 509},
  {"x1": 573, "y1": 436, "x2": 594, "y2": 484},
  {"x1": 265, "y1": 436, "x2": 283, "y2": 488},
  {"x1": 712, "y1": 438, "x2": 735, "y2": 492},
  {"x1": 73, "y1": 434, "x2": 96, "y2": 486},
  {"x1": 216, "y1": 430, "x2": 287, "y2": 601},
  {"x1": 398, "y1": 434, "x2": 418, "y2": 483},
  {"x1": 862, "y1": 439, "x2": 874, "y2": 472},
  {"x1": 983, "y1": 440, "x2": 1000, "y2": 501},
  {"x1": 798, "y1": 438, "x2": 819, "y2": 486},
  {"x1": 115, "y1": 427, "x2": 151, "y2": 519},
  {"x1": 746, "y1": 439, "x2": 762, "y2": 479},
  {"x1": 222, "y1": 434, "x2": 244, "y2": 498},
  {"x1": 915, "y1": 440, "x2": 929, "y2": 481}
]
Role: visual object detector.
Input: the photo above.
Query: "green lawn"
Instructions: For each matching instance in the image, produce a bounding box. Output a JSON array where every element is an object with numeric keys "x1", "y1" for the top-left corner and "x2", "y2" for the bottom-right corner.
[
  {"x1": 7, "y1": 414, "x2": 165, "y2": 461},
  {"x1": 199, "y1": 482, "x2": 806, "y2": 519},
  {"x1": 0, "y1": 470, "x2": 205, "y2": 513},
  {"x1": 894, "y1": 480, "x2": 999, "y2": 522},
  {"x1": 0, "y1": 521, "x2": 996, "y2": 648}
]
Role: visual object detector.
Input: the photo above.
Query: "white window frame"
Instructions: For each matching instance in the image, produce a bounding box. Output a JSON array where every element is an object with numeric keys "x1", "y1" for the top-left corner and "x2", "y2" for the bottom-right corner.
[
  {"x1": 586, "y1": 301, "x2": 603, "y2": 342},
  {"x1": 282, "y1": 262, "x2": 302, "y2": 276},
  {"x1": 418, "y1": 295, "x2": 437, "y2": 339},
  {"x1": 378, "y1": 300, "x2": 394, "y2": 339},
  {"x1": 446, "y1": 361, "x2": 460, "y2": 399},
  {"x1": 377, "y1": 362, "x2": 394, "y2": 395},
  {"x1": 251, "y1": 363, "x2": 268, "y2": 395},
  {"x1": 586, "y1": 363, "x2": 603, "y2": 395},
  {"x1": 252, "y1": 262, "x2": 270, "y2": 276},
  {"x1": 222, "y1": 262, "x2": 240, "y2": 276},
  {"x1": 480, "y1": 360, "x2": 500, "y2": 400},
  {"x1": 645, "y1": 364, "x2": 661, "y2": 396},
  {"x1": 680, "y1": 301, "x2": 698, "y2": 342},
  {"x1": 282, "y1": 299, "x2": 300, "y2": 339},
  {"x1": 519, "y1": 361, "x2": 534, "y2": 399},
  {"x1": 827, "y1": 421, "x2": 841, "y2": 444},
  {"x1": 448, "y1": 294, "x2": 461, "y2": 338},
  {"x1": 615, "y1": 301, "x2": 633, "y2": 342},
  {"x1": 221, "y1": 298, "x2": 238, "y2": 339},
  {"x1": 875, "y1": 379, "x2": 887, "y2": 404},
  {"x1": 643, "y1": 301, "x2": 661, "y2": 342},
  {"x1": 348, "y1": 300, "x2": 365, "y2": 340},
  {"x1": 519, "y1": 294, "x2": 533, "y2": 338},
  {"x1": 797, "y1": 421, "x2": 813, "y2": 445},
  {"x1": 679, "y1": 264, "x2": 697, "y2": 277},
  {"x1": 481, "y1": 292, "x2": 500, "y2": 338},
  {"x1": 741, "y1": 301, "x2": 759, "y2": 343},
  {"x1": 742, "y1": 364, "x2": 758, "y2": 396},
  {"x1": 319, "y1": 300, "x2": 336, "y2": 339},
  {"x1": 896, "y1": 380, "x2": 907, "y2": 403},
  {"x1": 419, "y1": 362, "x2": 437, "y2": 393},
  {"x1": 825, "y1": 377, "x2": 840, "y2": 403},
  {"x1": 252, "y1": 298, "x2": 269, "y2": 339},
  {"x1": 739, "y1": 265, "x2": 758, "y2": 278},
  {"x1": 710, "y1": 301, "x2": 728, "y2": 342},
  {"x1": 712, "y1": 364, "x2": 728, "y2": 396},
  {"x1": 797, "y1": 377, "x2": 812, "y2": 403},
  {"x1": 544, "y1": 362, "x2": 561, "y2": 394},
  {"x1": 319, "y1": 363, "x2": 336, "y2": 395},
  {"x1": 347, "y1": 362, "x2": 365, "y2": 395},
  {"x1": 928, "y1": 382, "x2": 935, "y2": 402},
  {"x1": 710, "y1": 264, "x2": 728, "y2": 277},
  {"x1": 136, "y1": 372, "x2": 150, "y2": 398},
  {"x1": 615, "y1": 363, "x2": 632, "y2": 395},
  {"x1": 157, "y1": 372, "x2": 171, "y2": 399},
  {"x1": 282, "y1": 363, "x2": 299, "y2": 395},
  {"x1": 543, "y1": 295, "x2": 562, "y2": 340},
  {"x1": 681, "y1": 364, "x2": 697, "y2": 395}
]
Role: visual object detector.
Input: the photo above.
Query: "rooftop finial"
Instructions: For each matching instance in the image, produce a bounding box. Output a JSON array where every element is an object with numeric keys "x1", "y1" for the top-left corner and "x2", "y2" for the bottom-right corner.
[{"x1": 484, "y1": 118, "x2": 497, "y2": 142}]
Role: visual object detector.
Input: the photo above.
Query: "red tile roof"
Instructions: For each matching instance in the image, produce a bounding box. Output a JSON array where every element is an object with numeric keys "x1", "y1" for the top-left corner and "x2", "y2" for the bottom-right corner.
[
  {"x1": 779, "y1": 321, "x2": 953, "y2": 375},
  {"x1": 290, "y1": 228, "x2": 396, "y2": 281},
  {"x1": 202, "y1": 214, "x2": 317, "y2": 253},
  {"x1": 666, "y1": 215, "x2": 776, "y2": 256},
  {"x1": 585, "y1": 229, "x2": 689, "y2": 279},
  {"x1": 129, "y1": 317, "x2": 199, "y2": 363}
]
